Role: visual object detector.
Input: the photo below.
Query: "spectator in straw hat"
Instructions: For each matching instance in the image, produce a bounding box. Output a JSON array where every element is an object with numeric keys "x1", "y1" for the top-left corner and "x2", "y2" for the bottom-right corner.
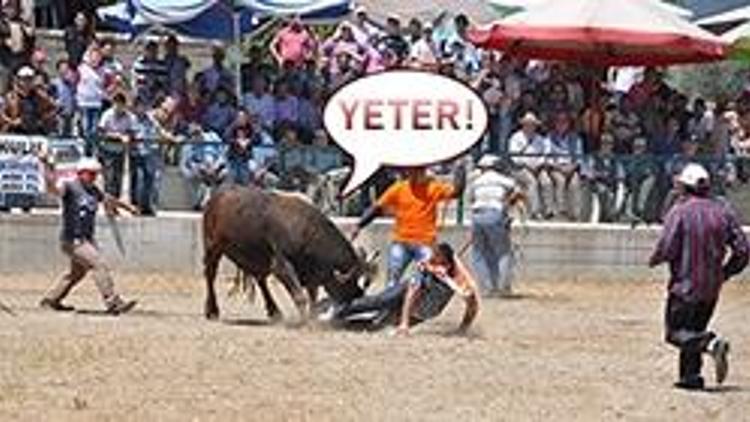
[
  {"x1": 508, "y1": 111, "x2": 549, "y2": 219},
  {"x1": 650, "y1": 163, "x2": 748, "y2": 391},
  {"x1": 37, "y1": 154, "x2": 139, "y2": 316}
]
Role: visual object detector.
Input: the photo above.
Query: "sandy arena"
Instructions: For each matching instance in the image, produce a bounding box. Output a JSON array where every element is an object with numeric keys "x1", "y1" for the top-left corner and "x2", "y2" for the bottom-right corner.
[{"x1": 1, "y1": 273, "x2": 749, "y2": 421}]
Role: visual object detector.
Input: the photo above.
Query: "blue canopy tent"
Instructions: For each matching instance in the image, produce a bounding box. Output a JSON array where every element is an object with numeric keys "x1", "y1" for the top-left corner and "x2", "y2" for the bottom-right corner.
[
  {"x1": 98, "y1": 0, "x2": 352, "y2": 39},
  {"x1": 98, "y1": 0, "x2": 352, "y2": 97}
]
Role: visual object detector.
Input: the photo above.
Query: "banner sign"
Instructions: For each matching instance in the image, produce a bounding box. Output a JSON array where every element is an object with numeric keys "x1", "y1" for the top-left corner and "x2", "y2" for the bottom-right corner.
[{"x1": 0, "y1": 136, "x2": 84, "y2": 202}]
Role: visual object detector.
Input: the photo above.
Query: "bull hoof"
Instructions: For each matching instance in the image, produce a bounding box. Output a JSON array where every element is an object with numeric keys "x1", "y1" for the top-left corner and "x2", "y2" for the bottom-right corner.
[{"x1": 204, "y1": 304, "x2": 220, "y2": 320}]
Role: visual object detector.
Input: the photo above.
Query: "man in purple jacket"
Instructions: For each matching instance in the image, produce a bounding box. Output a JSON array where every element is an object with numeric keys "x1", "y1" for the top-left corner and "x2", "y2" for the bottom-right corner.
[{"x1": 649, "y1": 163, "x2": 749, "y2": 391}]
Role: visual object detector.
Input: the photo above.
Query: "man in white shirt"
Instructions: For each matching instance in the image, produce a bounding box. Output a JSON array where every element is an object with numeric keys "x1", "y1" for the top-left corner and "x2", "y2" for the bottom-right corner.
[
  {"x1": 469, "y1": 154, "x2": 522, "y2": 297},
  {"x1": 97, "y1": 92, "x2": 136, "y2": 198},
  {"x1": 508, "y1": 112, "x2": 549, "y2": 219}
]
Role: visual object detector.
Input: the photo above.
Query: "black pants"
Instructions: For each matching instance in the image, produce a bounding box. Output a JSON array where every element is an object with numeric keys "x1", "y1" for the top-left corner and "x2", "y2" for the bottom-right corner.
[{"x1": 665, "y1": 294, "x2": 717, "y2": 381}]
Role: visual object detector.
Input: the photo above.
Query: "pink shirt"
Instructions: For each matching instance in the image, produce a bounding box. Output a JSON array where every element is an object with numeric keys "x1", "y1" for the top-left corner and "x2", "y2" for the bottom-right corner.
[{"x1": 274, "y1": 27, "x2": 314, "y2": 66}]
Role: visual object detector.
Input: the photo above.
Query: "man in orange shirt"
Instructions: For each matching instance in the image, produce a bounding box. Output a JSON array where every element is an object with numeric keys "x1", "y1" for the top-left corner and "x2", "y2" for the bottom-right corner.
[{"x1": 352, "y1": 165, "x2": 465, "y2": 287}]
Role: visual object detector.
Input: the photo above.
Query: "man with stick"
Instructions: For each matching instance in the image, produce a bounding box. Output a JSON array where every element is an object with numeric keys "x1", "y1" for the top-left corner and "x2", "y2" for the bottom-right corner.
[
  {"x1": 649, "y1": 163, "x2": 749, "y2": 390},
  {"x1": 38, "y1": 154, "x2": 139, "y2": 315}
]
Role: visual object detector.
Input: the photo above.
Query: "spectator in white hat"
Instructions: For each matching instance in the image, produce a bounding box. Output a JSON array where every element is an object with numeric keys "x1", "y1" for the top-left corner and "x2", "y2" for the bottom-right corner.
[
  {"x1": 508, "y1": 112, "x2": 549, "y2": 219},
  {"x1": 37, "y1": 153, "x2": 139, "y2": 316}
]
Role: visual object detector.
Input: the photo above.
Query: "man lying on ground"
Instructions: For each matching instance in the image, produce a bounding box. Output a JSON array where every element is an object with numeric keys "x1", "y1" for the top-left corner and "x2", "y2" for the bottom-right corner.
[{"x1": 320, "y1": 243, "x2": 480, "y2": 335}]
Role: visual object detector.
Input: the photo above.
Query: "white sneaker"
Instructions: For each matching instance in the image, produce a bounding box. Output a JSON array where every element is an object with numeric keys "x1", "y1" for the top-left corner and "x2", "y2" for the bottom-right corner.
[{"x1": 709, "y1": 338, "x2": 730, "y2": 385}]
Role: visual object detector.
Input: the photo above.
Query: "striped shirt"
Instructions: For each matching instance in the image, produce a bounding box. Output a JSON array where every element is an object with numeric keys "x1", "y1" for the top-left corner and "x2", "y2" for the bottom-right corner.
[{"x1": 650, "y1": 196, "x2": 749, "y2": 303}]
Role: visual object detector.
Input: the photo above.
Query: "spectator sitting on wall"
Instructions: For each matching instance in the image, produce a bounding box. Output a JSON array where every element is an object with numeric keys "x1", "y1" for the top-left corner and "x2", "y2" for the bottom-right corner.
[
  {"x1": 609, "y1": 95, "x2": 642, "y2": 154},
  {"x1": 622, "y1": 136, "x2": 661, "y2": 223},
  {"x1": 2, "y1": 66, "x2": 56, "y2": 135},
  {"x1": 507, "y1": 112, "x2": 549, "y2": 220},
  {"x1": 581, "y1": 133, "x2": 625, "y2": 223},
  {"x1": 50, "y1": 58, "x2": 77, "y2": 137},
  {"x1": 225, "y1": 110, "x2": 260, "y2": 187},
  {"x1": 97, "y1": 91, "x2": 136, "y2": 199},
  {"x1": 546, "y1": 111, "x2": 584, "y2": 220},
  {"x1": 180, "y1": 123, "x2": 225, "y2": 210}
]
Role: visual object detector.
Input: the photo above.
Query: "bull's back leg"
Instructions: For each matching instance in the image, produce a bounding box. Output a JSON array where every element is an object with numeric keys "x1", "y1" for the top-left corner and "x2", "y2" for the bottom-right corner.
[
  {"x1": 271, "y1": 253, "x2": 309, "y2": 322},
  {"x1": 203, "y1": 244, "x2": 222, "y2": 320}
]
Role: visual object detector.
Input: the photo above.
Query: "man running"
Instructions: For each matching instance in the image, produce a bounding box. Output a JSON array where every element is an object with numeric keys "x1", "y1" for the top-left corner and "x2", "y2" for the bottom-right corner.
[
  {"x1": 649, "y1": 163, "x2": 749, "y2": 390},
  {"x1": 38, "y1": 155, "x2": 140, "y2": 315}
]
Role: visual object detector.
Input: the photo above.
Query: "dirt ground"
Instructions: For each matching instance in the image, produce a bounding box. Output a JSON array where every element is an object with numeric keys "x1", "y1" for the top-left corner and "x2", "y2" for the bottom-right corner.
[{"x1": 1, "y1": 273, "x2": 749, "y2": 422}]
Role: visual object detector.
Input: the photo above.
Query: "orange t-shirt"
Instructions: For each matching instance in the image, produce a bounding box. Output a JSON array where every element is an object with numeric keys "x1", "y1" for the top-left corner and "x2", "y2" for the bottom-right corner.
[{"x1": 377, "y1": 179, "x2": 455, "y2": 245}]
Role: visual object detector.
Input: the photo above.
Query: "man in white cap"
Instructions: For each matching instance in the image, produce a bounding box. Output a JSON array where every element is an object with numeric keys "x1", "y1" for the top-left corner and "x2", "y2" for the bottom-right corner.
[
  {"x1": 649, "y1": 163, "x2": 749, "y2": 391},
  {"x1": 37, "y1": 154, "x2": 140, "y2": 315},
  {"x1": 507, "y1": 112, "x2": 549, "y2": 219},
  {"x1": 468, "y1": 154, "x2": 524, "y2": 297}
]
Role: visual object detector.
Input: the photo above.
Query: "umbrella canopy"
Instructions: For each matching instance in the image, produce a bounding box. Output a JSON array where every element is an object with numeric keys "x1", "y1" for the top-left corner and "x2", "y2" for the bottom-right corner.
[
  {"x1": 469, "y1": 0, "x2": 726, "y2": 66},
  {"x1": 98, "y1": 0, "x2": 351, "y2": 39},
  {"x1": 487, "y1": 0, "x2": 693, "y2": 18}
]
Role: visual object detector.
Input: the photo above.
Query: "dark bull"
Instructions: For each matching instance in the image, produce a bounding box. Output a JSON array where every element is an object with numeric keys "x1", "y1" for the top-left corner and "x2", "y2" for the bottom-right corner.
[{"x1": 202, "y1": 185, "x2": 378, "y2": 321}]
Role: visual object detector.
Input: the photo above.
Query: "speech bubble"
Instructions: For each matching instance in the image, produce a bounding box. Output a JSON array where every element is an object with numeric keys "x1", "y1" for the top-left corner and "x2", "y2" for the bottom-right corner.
[{"x1": 324, "y1": 70, "x2": 489, "y2": 197}]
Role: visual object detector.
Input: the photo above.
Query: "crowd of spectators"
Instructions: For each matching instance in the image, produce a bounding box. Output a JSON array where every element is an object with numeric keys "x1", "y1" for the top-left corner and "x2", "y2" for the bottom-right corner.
[{"x1": 0, "y1": 1, "x2": 747, "y2": 220}]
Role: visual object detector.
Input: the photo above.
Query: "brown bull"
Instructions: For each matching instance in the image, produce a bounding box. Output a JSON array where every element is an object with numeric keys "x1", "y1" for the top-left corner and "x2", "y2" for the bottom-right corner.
[{"x1": 202, "y1": 185, "x2": 377, "y2": 321}]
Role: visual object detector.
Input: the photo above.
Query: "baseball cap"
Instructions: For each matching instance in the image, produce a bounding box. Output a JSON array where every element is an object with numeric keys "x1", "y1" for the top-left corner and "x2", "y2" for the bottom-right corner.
[
  {"x1": 16, "y1": 66, "x2": 35, "y2": 78},
  {"x1": 677, "y1": 163, "x2": 709, "y2": 187},
  {"x1": 76, "y1": 157, "x2": 102, "y2": 173}
]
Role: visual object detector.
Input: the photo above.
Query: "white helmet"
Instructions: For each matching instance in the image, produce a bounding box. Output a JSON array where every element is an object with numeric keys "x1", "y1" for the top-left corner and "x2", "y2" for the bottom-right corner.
[
  {"x1": 677, "y1": 163, "x2": 709, "y2": 187},
  {"x1": 76, "y1": 157, "x2": 102, "y2": 173}
]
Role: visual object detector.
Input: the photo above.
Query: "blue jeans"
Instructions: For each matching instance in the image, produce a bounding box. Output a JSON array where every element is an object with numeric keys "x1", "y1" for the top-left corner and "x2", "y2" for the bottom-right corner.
[
  {"x1": 227, "y1": 157, "x2": 251, "y2": 186},
  {"x1": 471, "y1": 207, "x2": 513, "y2": 295},
  {"x1": 387, "y1": 241, "x2": 432, "y2": 287},
  {"x1": 130, "y1": 153, "x2": 158, "y2": 214},
  {"x1": 79, "y1": 107, "x2": 101, "y2": 156}
]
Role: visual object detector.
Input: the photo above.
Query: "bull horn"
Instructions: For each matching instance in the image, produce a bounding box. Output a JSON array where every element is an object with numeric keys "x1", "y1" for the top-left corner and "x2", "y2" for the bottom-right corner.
[
  {"x1": 334, "y1": 267, "x2": 358, "y2": 284},
  {"x1": 366, "y1": 250, "x2": 381, "y2": 263}
]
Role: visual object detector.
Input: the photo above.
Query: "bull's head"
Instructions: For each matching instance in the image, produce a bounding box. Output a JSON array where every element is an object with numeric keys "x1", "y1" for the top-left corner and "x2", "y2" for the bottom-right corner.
[{"x1": 332, "y1": 247, "x2": 381, "y2": 301}]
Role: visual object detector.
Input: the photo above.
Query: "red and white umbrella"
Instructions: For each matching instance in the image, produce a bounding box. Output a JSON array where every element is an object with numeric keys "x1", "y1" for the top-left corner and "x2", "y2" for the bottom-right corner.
[{"x1": 469, "y1": 0, "x2": 727, "y2": 66}]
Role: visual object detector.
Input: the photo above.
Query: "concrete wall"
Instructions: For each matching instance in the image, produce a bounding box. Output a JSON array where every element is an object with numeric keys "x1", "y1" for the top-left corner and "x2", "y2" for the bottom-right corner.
[{"x1": 2, "y1": 212, "x2": 748, "y2": 283}]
